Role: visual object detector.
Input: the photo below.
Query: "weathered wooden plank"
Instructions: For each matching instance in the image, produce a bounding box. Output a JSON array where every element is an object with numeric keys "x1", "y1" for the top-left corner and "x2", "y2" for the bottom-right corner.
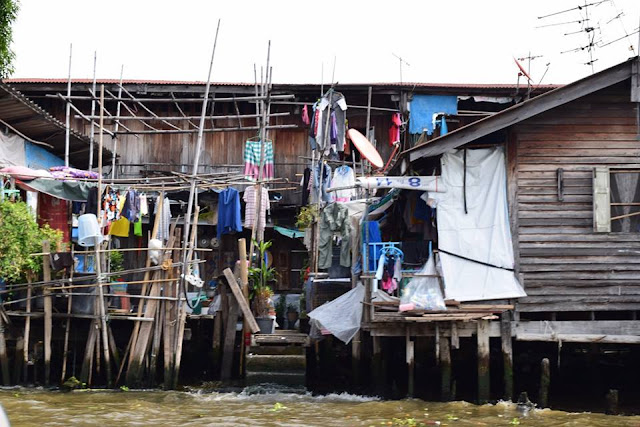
[
  {"x1": 517, "y1": 133, "x2": 639, "y2": 142},
  {"x1": 525, "y1": 286, "x2": 640, "y2": 296},
  {"x1": 518, "y1": 195, "x2": 592, "y2": 203},
  {"x1": 517, "y1": 124, "x2": 638, "y2": 133},
  {"x1": 522, "y1": 264, "x2": 640, "y2": 273},
  {"x1": 520, "y1": 148, "x2": 640, "y2": 157},
  {"x1": 520, "y1": 241, "x2": 640, "y2": 248},
  {"x1": 519, "y1": 141, "x2": 640, "y2": 149},
  {"x1": 516, "y1": 320, "x2": 640, "y2": 336},
  {"x1": 518, "y1": 218, "x2": 591, "y2": 226},
  {"x1": 519, "y1": 227, "x2": 593, "y2": 234},
  {"x1": 222, "y1": 268, "x2": 260, "y2": 334},
  {"x1": 519, "y1": 301, "x2": 640, "y2": 312},
  {"x1": 518, "y1": 211, "x2": 592, "y2": 219},
  {"x1": 520, "y1": 156, "x2": 640, "y2": 164},
  {"x1": 524, "y1": 279, "x2": 640, "y2": 287},
  {"x1": 518, "y1": 187, "x2": 592, "y2": 196},
  {"x1": 522, "y1": 271, "x2": 640, "y2": 279},
  {"x1": 519, "y1": 233, "x2": 640, "y2": 242},
  {"x1": 520, "y1": 295, "x2": 640, "y2": 304},
  {"x1": 518, "y1": 333, "x2": 640, "y2": 344}
]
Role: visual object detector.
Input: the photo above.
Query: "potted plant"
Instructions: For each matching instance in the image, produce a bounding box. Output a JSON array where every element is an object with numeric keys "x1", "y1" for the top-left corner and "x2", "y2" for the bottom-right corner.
[
  {"x1": 108, "y1": 250, "x2": 129, "y2": 311},
  {"x1": 249, "y1": 239, "x2": 277, "y2": 334},
  {"x1": 286, "y1": 303, "x2": 299, "y2": 329},
  {"x1": 275, "y1": 294, "x2": 286, "y2": 329}
]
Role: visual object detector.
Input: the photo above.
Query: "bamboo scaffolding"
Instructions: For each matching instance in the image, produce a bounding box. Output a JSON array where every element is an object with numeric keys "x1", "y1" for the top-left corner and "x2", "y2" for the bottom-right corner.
[
  {"x1": 89, "y1": 51, "x2": 97, "y2": 169},
  {"x1": 64, "y1": 43, "x2": 72, "y2": 167},
  {"x1": 171, "y1": 92, "x2": 198, "y2": 129},
  {"x1": 110, "y1": 124, "x2": 297, "y2": 135},
  {"x1": 48, "y1": 93, "x2": 295, "y2": 103},
  {"x1": 111, "y1": 66, "x2": 125, "y2": 181},
  {"x1": 77, "y1": 112, "x2": 290, "y2": 121}
]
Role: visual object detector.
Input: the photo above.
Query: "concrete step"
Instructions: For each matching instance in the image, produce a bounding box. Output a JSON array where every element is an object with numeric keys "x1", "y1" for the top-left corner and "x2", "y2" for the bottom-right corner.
[
  {"x1": 245, "y1": 354, "x2": 306, "y2": 373},
  {"x1": 248, "y1": 345, "x2": 306, "y2": 356}
]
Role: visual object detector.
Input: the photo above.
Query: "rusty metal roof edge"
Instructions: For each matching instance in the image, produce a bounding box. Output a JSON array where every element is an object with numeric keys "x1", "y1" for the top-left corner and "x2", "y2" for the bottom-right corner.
[
  {"x1": 0, "y1": 82, "x2": 91, "y2": 144},
  {"x1": 402, "y1": 57, "x2": 638, "y2": 163}
]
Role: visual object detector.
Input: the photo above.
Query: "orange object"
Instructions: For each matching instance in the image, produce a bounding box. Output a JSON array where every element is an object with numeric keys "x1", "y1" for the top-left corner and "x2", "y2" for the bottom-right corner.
[
  {"x1": 347, "y1": 129, "x2": 384, "y2": 169},
  {"x1": 513, "y1": 58, "x2": 532, "y2": 81}
]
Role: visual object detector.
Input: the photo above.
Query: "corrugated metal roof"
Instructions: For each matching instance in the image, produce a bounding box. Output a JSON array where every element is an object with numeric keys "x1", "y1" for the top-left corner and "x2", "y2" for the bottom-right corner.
[
  {"x1": 0, "y1": 82, "x2": 112, "y2": 166},
  {"x1": 3, "y1": 78, "x2": 560, "y2": 90}
]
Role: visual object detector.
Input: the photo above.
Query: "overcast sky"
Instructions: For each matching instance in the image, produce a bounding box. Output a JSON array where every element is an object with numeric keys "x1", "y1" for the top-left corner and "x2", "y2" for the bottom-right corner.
[{"x1": 10, "y1": 0, "x2": 640, "y2": 85}]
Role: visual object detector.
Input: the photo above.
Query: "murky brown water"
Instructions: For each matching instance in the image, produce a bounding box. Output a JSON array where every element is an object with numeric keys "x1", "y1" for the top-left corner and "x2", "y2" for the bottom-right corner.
[{"x1": 1, "y1": 387, "x2": 639, "y2": 426}]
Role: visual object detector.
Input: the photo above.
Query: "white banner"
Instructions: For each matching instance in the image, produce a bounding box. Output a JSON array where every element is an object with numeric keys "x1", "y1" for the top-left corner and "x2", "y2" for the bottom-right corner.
[{"x1": 355, "y1": 176, "x2": 445, "y2": 192}]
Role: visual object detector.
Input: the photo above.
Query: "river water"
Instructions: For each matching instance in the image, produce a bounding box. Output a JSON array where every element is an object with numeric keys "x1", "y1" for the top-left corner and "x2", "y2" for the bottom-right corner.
[{"x1": 1, "y1": 387, "x2": 639, "y2": 426}]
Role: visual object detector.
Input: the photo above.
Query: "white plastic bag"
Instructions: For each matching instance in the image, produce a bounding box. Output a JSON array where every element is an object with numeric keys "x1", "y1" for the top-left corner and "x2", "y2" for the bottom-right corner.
[
  {"x1": 308, "y1": 283, "x2": 365, "y2": 344},
  {"x1": 399, "y1": 255, "x2": 446, "y2": 311}
]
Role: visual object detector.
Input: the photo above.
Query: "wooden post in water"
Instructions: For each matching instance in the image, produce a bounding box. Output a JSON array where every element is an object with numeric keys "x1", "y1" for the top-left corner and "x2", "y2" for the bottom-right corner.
[
  {"x1": 23, "y1": 277, "x2": 32, "y2": 383},
  {"x1": 372, "y1": 335, "x2": 383, "y2": 395},
  {"x1": 440, "y1": 334, "x2": 452, "y2": 401},
  {"x1": 351, "y1": 330, "x2": 361, "y2": 386},
  {"x1": 0, "y1": 315, "x2": 10, "y2": 385},
  {"x1": 42, "y1": 241, "x2": 52, "y2": 386},
  {"x1": 539, "y1": 357, "x2": 550, "y2": 408},
  {"x1": 221, "y1": 285, "x2": 238, "y2": 381},
  {"x1": 501, "y1": 311, "x2": 514, "y2": 401},
  {"x1": 238, "y1": 238, "x2": 248, "y2": 376},
  {"x1": 80, "y1": 321, "x2": 98, "y2": 384},
  {"x1": 477, "y1": 319, "x2": 490, "y2": 404},
  {"x1": 406, "y1": 329, "x2": 415, "y2": 398},
  {"x1": 13, "y1": 337, "x2": 23, "y2": 384}
]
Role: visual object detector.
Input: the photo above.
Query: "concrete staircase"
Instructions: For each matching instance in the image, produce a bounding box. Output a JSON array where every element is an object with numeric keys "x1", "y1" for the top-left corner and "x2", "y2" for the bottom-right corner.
[{"x1": 245, "y1": 332, "x2": 309, "y2": 387}]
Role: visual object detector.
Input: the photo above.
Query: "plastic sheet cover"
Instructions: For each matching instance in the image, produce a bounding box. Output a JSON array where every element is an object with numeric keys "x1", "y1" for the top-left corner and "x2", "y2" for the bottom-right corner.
[
  {"x1": 433, "y1": 147, "x2": 526, "y2": 301},
  {"x1": 308, "y1": 283, "x2": 364, "y2": 344}
]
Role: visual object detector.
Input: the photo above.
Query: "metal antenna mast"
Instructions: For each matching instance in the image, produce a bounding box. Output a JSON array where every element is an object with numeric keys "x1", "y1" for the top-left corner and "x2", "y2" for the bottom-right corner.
[{"x1": 392, "y1": 53, "x2": 410, "y2": 84}]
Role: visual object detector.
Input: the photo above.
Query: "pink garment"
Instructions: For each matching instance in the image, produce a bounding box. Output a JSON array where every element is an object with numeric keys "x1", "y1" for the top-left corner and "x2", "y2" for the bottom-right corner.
[
  {"x1": 389, "y1": 113, "x2": 402, "y2": 146},
  {"x1": 302, "y1": 105, "x2": 310, "y2": 125}
]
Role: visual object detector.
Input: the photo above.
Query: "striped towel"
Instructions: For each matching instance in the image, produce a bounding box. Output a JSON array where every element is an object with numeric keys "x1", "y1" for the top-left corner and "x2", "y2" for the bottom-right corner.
[{"x1": 244, "y1": 140, "x2": 274, "y2": 181}]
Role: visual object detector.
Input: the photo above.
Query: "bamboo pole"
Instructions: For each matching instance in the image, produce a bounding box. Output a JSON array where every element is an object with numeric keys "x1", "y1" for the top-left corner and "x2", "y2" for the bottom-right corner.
[
  {"x1": 110, "y1": 124, "x2": 297, "y2": 135},
  {"x1": 23, "y1": 276, "x2": 32, "y2": 383},
  {"x1": 238, "y1": 238, "x2": 248, "y2": 376},
  {"x1": 88, "y1": 51, "x2": 97, "y2": 169},
  {"x1": 249, "y1": 41, "x2": 272, "y2": 259},
  {"x1": 49, "y1": 93, "x2": 294, "y2": 103},
  {"x1": 96, "y1": 85, "x2": 113, "y2": 387},
  {"x1": 78, "y1": 112, "x2": 290, "y2": 121},
  {"x1": 64, "y1": 43, "x2": 72, "y2": 167},
  {"x1": 60, "y1": 248, "x2": 74, "y2": 383},
  {"x1": 42, "y1": 241, "x2": 52, "y2": 386},
  {"x1": 111, "y1": 65, "x2": 124, "y2": 181}
]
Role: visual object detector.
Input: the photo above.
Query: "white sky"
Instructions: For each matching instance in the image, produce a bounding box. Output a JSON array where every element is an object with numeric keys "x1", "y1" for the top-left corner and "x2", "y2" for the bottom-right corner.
[{"x1": 10, "y1": 0, "x2": 640, "y2": 85}]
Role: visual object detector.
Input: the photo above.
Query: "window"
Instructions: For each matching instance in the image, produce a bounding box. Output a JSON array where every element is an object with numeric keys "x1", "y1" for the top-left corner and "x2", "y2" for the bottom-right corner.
[{"x1": 593, "y1": 167, "x2": 640, "y2": 233}]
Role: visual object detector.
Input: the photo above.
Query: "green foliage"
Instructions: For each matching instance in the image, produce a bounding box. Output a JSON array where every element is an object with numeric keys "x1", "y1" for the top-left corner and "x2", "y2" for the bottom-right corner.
[
  {"x1": 295, "y1": 205, "x2": 317, "y2": 230},
  {"x1": 109, "y1": 250, "x2": 124, "y2": 280},
  {"x1": 0, "y1": 0, "x2": 19, "y2": 78},
  {"x1": 0, "y1": 199, "x2": 63, "y2": 282},
  {"x1": 249, "y1": 239, "x2": 276, "y2": 316},
  {"x1": 275, "y1": 294, "x2": 286, "y2": 318},
  {"x1": 286, "y1": 302, "x2": 298, "y2": 313}
]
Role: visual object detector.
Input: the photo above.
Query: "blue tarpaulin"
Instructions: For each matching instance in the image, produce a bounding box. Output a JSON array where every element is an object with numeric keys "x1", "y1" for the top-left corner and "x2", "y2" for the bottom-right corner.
[
  {"x1": 25, "y1": 142, "x2": 65, "y2": 170},
  {"x1": 409, "y1": 95, "x2": 458, "y2": 135}
]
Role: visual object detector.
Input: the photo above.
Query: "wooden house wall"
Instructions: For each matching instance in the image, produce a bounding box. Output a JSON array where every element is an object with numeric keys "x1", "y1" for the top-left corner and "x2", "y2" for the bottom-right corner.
[{"x1": 509, "y1": 80, "x2": 640, "y2": 312}]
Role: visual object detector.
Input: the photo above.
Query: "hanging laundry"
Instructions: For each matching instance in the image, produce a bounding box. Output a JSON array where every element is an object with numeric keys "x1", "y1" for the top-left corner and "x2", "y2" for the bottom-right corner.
[
  {"x1": 243, "y1": 185, "x2": 270, "y2": 241},
  {"x1": 244, "y1": 139, "x2": 275, "y2": 181},
  {"x1": 154, "y1": 196, "x2": 171, "y2": 243},
  {"x1": 313, "y1": 91, "x2": 348, "y2": 153},
  {"x1": 217, "y1": 187, "x2": 242, "y2": 240},
  {"x1": 109, "y1": 217, "x2": 130, "y2": 237},
  {"x1": 102, "y1": 187, "x2": 121, "y2": 226},
  {"x1": 301, "y1": 167, "x2": 311, "y2": 206},
  {"x1": 389, "y1": 113, "x2": 402, "y2": 146},
  {"x1": 139, "y1": 194, "x2": 149, "y2": 216},
  {"x1": 302, "y1": 104, "x2": 310, "y2": 125},
  {"x1": 317, "y1": 202, "x2": 351, "y2": 269},
  {"x1": 121, "y1": 190, "x2": 140, "y2": 222},
  {"x1": 331, "y1": 165, "x2": 356, "y2": 202},
  {"x1": 310, "y1": 162, "x2": 332, "y2": 203}
]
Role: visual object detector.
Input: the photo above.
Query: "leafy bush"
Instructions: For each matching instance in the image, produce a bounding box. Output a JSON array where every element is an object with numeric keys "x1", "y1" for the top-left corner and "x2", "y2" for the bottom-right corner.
[{"x1": 0, "y1": 199, "x2": 63, "y2": 282}]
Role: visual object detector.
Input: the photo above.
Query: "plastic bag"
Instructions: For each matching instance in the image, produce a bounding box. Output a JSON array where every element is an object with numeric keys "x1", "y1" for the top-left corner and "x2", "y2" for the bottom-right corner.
[
  {"x1": 399, "y1": 255, "x2": 446, "y2": 311},
  {"x1": 308, "y1": 283, "x2": 364, "y2": 344}
]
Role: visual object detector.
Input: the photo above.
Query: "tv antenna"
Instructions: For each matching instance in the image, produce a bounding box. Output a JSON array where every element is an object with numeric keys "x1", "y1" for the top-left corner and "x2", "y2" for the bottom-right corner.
[
  {"x1": 392, "y1": 53, "x2": 411, "y2": 84},
  {"x1": 537, "y1": 0, "x2": 608, "y2": 20}
]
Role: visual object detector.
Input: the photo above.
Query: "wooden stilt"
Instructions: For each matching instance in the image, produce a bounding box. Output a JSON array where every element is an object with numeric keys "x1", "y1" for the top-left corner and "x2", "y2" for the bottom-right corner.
[
  {"x1": 171, "y1": 308, "x2": 187, "y2": 389},
  {"x1": 477, "y1": 319, "x2": 490, "y2": 404},
  {"x1": 406, "y1": 329, "x2": 415, "y2": 398},
  {"x1": 149, "y1": 299, "x2": 164, "y2": 385},
  {"x1": 107, "y1": 325, "x2": 121, "y2": 370},
  {"x1": 351, "y1": 330, "x2": 361, "y2": 386},
  {"x1": 501, "y1": 311, "x2": 514, "y2": 401},
  {"x1": 606, "y1": 389, "x2": 619, "y2": 415},
  {"x1": 0, "y1": 316, "x2": 10, "y2": 385},
  {"x1": 61, "y1": 253, "x2": 74, "y2": 383},
  {"x1": 539, "y1": 357, "x2": 550, "y2": 408},
  {"x1": 23, "y1": 277, "x2": 32, "y2": 383},
  {"x1": 440, "y1": 335, "x2": 452, "y2": 401},
  {"x1": 13, "y1": 337, "x2": 23, "y2": 384},
  {"x1": 221, "y1": 294, "x2": 238, "y2": 381},
  {"x1": 372, "y1": 335, "x2": 383, "y2": 395},
  {"x1": 238, "y1": 238, "x2": 248, "y2": 377},
  {"x1": 42, "y1": 241, "x2": 53, "y2": 386},
  {"x1": 451, "y1": 321, "x2": 460, "y2": 350},
  {"x1": 80, "y1": 321, "x2": 98, "y2": 384}
]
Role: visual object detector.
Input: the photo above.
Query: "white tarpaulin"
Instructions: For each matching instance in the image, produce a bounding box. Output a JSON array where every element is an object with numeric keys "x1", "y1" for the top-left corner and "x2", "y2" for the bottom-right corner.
[
  {"x1": 434, "y1": 147, "x2": 526, "y2": 302},
  {"x1": 356, "y1": 176, "x2": 445, "y2": 192},
  {"x1": 0, "y1": 131, "x2": 26, "y2": 167},
  {"x1": 308, "y1": 283, "x2": 364, "y2": 344}
]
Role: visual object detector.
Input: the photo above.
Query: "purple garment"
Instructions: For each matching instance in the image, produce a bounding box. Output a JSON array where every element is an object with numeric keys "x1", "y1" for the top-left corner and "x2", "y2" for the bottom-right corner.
[{"x1": 330, "y1": 111, "x2": 338, "y2": 144}]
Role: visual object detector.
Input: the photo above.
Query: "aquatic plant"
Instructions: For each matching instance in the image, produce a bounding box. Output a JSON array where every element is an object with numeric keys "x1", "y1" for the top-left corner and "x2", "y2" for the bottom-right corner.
[{"x1": 270, "y1": 402, "x2": 287, "y2": 412}]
